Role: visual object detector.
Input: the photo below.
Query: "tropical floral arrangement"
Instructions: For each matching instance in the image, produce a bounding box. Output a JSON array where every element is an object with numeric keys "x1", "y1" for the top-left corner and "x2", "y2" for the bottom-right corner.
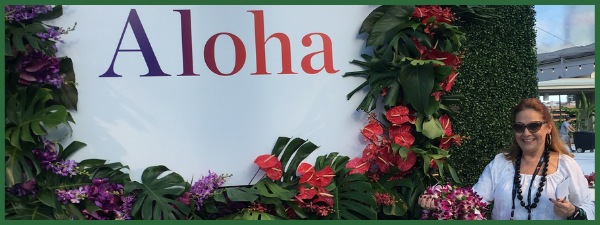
[
  {"x1": 5, "y1": 4, "x2": 486, "y2": 220},
  {"x1": 420, "y1": 184, "x2": 487, "y2": 220}
]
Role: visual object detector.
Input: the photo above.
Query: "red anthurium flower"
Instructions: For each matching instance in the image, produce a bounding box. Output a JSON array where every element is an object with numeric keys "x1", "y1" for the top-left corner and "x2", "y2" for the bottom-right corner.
[
  {"x1": 254, "y1": 154, "x2": 279, "y2": 169},
  {"x1": 389, "y1": 124, "x2": 412, "y2": 140},
  {"x1": 429, "y1": 158, "x2": 438, "y2": 169},
  {"x1": 298, "y1": 163, "x2": 316, "y2": 184},
  {"x1": 362, "y1": 122, "x2": 383, "y2": 142},
  {"x1": 412, "y1": 7, "x2": 428, "y2": 19},
  {"x1": 439, "y1": 135, "x2": 462, "y2": 150},
  {"x1": 362, "y1": 143, "x2": 379, "y2": 161},
  {"x1": 254, "y1": 154, "x2": 283, "y2": 180},
  {"x1": 441, "y1": 70, "x2": 458, "y2": 92},
  {"x1": 297, "y1": 162, "x2": 315, "y2": 175},
  {"x1": 397, "y1": 151, "x2": 417, "y2": 171},
  {"x1": 386, "y1": 105, "x2": 410, "y2": 125},
  {"x1": 439, "y1": 114, "x2": 453, "y2": 136},
  {"x1": 393, "y1": 132, "x2": 415, "y2": 149},
  {"x1": 375, "y1": 151, "x2": 394, "y2": 173},
  {"x1": 314, "y1": 187, "x2": 334, "y2": 206},
  {"x1": 309, "y1": 166, "x2": 335, "y2": 187},
  {"x1": 431, "y1": 91, "x2": 443, "y2": 101},
  {"x1": 295, "y1": 185, "x2": 318, "y2": 200},
  {"x1": 346, "y1": 157, "x2": 369, "y2": 175}
]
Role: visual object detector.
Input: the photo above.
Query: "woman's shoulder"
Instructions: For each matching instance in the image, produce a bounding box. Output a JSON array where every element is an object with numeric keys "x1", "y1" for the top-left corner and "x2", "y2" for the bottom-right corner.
[
  {"x1": 487, "y1": 153, "x2": 511, "y2": 167},
  {"x1": 558, "y1": 153, "x2": 578, "y2": 166}
]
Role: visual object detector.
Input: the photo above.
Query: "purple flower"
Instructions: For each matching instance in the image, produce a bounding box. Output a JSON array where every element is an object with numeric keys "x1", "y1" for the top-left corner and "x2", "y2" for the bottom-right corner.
[
  {"x1": 5, "y1": 5, "x2": 53, "y2": 23},
  {"x1": 53, "y1": 159, "x2": 78, "y2": 177},
  {"x1": 56, "y1": 186, "x2": 87, "y2": 204},
  {"x1": 37, "y1": 26, "x2": 65, "y2": 43},
  {"x1": 85, "y1": 178, "x2": 125, "y2": 211},
  {"x1": 32, "y1": 140, "x2": 58, "y2": 170},
  {"x1": 7, "y1": 179, "x2": 37, "y2": 197},
  {"x1": 421, "y1": 184, "x2": 487, "y2": 220},
  {"x1": 189, "y1": 171, "x2": 228, "y2": 211},
  {"x1": 17, "y1": 47, "x2": 62, "y2": 88}
]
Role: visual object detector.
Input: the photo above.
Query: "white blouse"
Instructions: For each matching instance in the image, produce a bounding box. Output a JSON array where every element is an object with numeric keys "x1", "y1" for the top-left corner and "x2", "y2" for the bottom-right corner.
[{"x1": 472, "y1": 153, "x2": 595, "y2": 220}]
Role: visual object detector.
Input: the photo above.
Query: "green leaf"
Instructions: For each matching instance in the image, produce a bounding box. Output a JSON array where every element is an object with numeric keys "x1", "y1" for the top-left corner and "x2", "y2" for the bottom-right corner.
[
  {"x1": 424, "y1": 97, "x2": 440, "y2": 116},
  {"x1": 433, "y1": 65, "x2": 453, "y2": 82},
  {"x1": 37, "y1": 189, "x2": 61, "y2": 209},
  {"x1": 270, "y1": 136, "x2": 291, "y2": 157},
  {"x1": 359, "y1": 6, "x2": 389, "y2": 34},
  {"x1": 57, "y1": 141, "x2": 87, "y2": 161},
  {"x1": 382, "y1": 81, "x2": 400, "y2": 107},
  {"x1": 399, "y1": 64, "x2": 434, "y2": 113},
  {"x1": 447, "y1": 164, "x2": 461, "y2": 184},
  {"x1": 124, "y1": 166, "x2": 189, "y2": 220},
  {"x1": 366, "y1": 6, "x2": 415, "y2": 47},
  {"x1": 5, "y1": 145, "x2": 39, "y2": 186},
  {"x1": 325, "y1": 156, "x2": 376, "y2": 220},
  {"x1": 254, "y1": 179, "x2": 297, "y2": 200},
  {"x1": 5, "y1": 88, "x2": 68, "y2": 149},
  {"x1": 225, "y1": 187, "x2": 259, "y2": 202},
  {"x1": 277, "y1": 138, "x2": 319, "y2": 183},
  {"x1": 52, "y1": 57, "x2": 79, "y2": 110},
  {"x1": 422, "y1": 117, "x2": 444, "y2": 139},
  {"x1": 5, "y1": 204, "x2": 56, "y2": 220},
  {"x1": 220, "y1": 210, "x2": 282, "y2": 220}
]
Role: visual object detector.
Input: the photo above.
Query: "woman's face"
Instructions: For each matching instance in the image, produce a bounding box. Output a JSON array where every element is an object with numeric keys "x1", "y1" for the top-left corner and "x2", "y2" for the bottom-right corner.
[{"x1": 514, "y1": 109, "x2": 551, "y2": 155}]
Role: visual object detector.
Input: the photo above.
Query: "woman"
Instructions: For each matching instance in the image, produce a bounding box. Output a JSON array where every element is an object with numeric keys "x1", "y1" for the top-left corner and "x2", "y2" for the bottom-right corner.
[{"x1": 419, "y1": 98, "x2": 594, "y2": 220}]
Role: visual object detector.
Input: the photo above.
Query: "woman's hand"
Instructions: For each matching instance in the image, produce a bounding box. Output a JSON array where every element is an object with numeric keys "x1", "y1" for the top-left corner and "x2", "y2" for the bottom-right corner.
[
  {"x1": 549, "y1": 197, "x2": 576, "y2": 217},
  {"x1": 418, "y1": 194, "x2": 437, "y2": 210}
]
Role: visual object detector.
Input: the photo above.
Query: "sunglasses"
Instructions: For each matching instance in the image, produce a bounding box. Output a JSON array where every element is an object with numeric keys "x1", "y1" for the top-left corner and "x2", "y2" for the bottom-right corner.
[{"x1": 512, "y1": 121, "x2": 546, "y2": 134}]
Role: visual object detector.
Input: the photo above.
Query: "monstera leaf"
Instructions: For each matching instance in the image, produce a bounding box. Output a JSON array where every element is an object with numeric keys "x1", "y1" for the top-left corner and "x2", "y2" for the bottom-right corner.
[
  {"x1": 220, "y1": 209, "x2": 283, "y2": 220},
  {"x1": 5, "y1": 87, "x2": 68, "y2": 149},
  {"x1": 124, "y1": 166, "x2": 189, "y2": 220},
  {"x1": 270, "y1": 137, "x2": 319, "y2": 183},
  {"x1": 5, "y1": 144, "x2": 40, "y2": 186},
  {"x1": 5, "y1": 203, "x2": 55, "y2": 220},
  {"x1": 315, "y1": 153, "x2": 377, "y2": 220}
]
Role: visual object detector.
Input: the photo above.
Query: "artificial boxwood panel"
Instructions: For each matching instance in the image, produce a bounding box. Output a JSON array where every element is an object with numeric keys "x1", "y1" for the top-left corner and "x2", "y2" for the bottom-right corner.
[{"x1": 449, "y1": 5, "x2": 538, "y2": 185}]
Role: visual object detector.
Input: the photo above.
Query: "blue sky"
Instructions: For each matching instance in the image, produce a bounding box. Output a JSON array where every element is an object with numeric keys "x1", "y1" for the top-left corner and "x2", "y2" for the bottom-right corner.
[{"x1": 535, "y1": 5, "x2": 595, "y2": 54}]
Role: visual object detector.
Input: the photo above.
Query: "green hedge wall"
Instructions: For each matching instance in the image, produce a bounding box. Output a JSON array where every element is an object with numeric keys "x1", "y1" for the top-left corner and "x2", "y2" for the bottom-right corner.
[{"x1": 449, "y1": 5, "x2": 539, "y2": 186}]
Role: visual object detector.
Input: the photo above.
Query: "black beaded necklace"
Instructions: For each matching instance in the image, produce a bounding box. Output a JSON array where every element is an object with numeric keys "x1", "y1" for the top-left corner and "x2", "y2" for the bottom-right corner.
[{"x1": 510, "y1": 148, "x2": 549, "y2": 220}]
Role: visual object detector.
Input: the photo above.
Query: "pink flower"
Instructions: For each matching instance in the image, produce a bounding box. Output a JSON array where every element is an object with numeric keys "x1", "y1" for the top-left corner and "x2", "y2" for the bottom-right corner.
[{"x1": 421, "y1": 184, "x2": 487, "y2": 220}]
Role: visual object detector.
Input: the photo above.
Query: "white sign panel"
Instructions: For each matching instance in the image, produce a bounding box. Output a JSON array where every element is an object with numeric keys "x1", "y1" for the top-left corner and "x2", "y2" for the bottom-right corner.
[{"x1": 51, "y1": 5, "x2": 376, "y2": 185}]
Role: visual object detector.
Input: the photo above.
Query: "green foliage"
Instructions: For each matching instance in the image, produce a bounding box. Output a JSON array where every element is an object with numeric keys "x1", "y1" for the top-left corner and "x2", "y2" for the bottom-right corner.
[
  {"x1": 5, "y1": 87, "x2": 68, "y2": 149},
  {"x1": 315, "y1": 153, "x2": 377, "y2": 220},
  {"x1": 5, "y1": 6, "x2": 63, "y2": 56},
  {"x1": 575, "y1": 92, "x2": 595, "y2": 131},
  {"x1": 124, "y1": 166, "x2": 189, "y2": 220},
  {"x1": 448, "y1": 5, "x2": 538, "y2": 186}
]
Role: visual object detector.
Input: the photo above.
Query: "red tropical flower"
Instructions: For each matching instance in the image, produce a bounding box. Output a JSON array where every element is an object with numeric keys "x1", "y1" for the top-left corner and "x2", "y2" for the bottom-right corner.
[
  {"x1": 393, "y1": 132, "x2": 415, "y2": 149},
  {"x1": 439, "y1": 114, "x2": 453, "y2": 136},
  {"x1": 362, "y1": 143, "x2": 379, "y2": 161},
  {"x1": 386, "y1": 105, "x2": 410, "y2": 125},
  {"x1": 254, "y1": 154, "x2": 283, "y2": 180},
  {"x1": 295, "y1": 185, "x2": 318, "y2": 200},
  {"x1": 298, "y1": 162, "x2": 316, "y2": 184},
  {"x1": 389, "y1": 124, "x2": 412, "y2": 140},
  {"x1": 346, "y1": 157, "x2": 369, "y2": 175},
  {"x1": 442, "y1": 71, "x2": 458, "y2": 92},
  {"x1": 439, "y1": 134, "x2": 462, "y2": 150},
  {"x1": 310, "y1": 166, "x2": 335, "y2": 187},
  {"x1": 375, "y1": 150, "x2": 395, "y2": 173},
  {"x1": 362, "y1": 121, "x2": 383, "y2": 142},
  {"x1": 397, "y1": 151, "x2": 417, "y2": 171}
]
